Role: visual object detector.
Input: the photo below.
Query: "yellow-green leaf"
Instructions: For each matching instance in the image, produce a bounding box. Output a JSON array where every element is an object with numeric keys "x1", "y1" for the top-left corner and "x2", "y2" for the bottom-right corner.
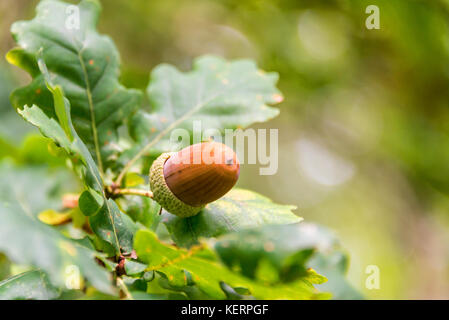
[
  {"x1": 38, "y1": 209, "x2": 71, "y2": 225},
  {"x1": 134, "y1": 230, "x2": 325, "y2": 300}
]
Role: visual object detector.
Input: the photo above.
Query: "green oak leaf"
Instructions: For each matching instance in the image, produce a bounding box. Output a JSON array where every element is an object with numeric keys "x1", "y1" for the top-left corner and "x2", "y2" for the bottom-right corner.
[
  {"x1": 126, "y1": 55, "x2": 282, "y2": 158},
  {"x1": 215, "y1": 223, "x2": 362, "y2": 299},
  {"x1": 0, "y1": 161, "x2": 76, "y2": 217},
  {"x1": 214, "y1": 223, "x2": 335, "y2": 281},
  {"x1": 308, "y1": 251, "x2": 363, "y2": 300},
  {"x1": 129, "y1": 291, "x2": 187, "y2": 300},
  {"x1": 134, "y1": 230, "x2": 327, "y2": 300},
  {"x1": 78, "y1": 188, "x2": 104, "y2": 216},
  {"x1": 18, "y1": 134, "x2": 67, "y2": 167},
  {"x1": 124, "y1": 260, "x2": 147, "y2": 276},
  {"x1": 0, "y1": 270, "x2": 60, "y2": 300},
  {"x1": 88, "y1": 199, "x2": 138, "y2": 254},
  {"x1": 120, "y1": 274, "x2": 188, "y2": 300},
  {"x1": 0, "y1": 64, "x2": 35, "y2": 146},
  {"x1": 0, "y1": 200, "x2": 114, "y2": 294},
  {"x1": 162, "y1": 188, "x2": 301, "y2": 247},
  {"x1": 117, "y1": 193, "x2": 161, "y2": 230},
  {"x1": 17, "y1": 57, "x2": 137, "y2": 255},
  {"x1": 7, "y1": 0, "x2": 142, "y2": 172}
]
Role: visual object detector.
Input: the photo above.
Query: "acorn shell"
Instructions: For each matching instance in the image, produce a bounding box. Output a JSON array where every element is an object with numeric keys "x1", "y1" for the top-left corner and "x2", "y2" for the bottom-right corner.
[
  {"x1": 149, "y1": 152, "x2": 203, "y2": 218},
  {"x1": 163, "y1": 142, "x2": 240, "y2": 207},
  {"x1": 149, "y1": 142, "x2": 240, "y2": 217}
]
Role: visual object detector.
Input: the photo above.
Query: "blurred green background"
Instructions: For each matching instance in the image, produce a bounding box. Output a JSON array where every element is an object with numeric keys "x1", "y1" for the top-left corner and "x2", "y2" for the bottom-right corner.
[{"x1": 1, "y1": 0, "x2": 449, "y2": 299}]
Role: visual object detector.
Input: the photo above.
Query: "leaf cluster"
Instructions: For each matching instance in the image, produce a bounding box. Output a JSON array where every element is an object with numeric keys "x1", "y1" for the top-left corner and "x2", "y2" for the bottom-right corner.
[{"x1": 0, "y1": 0, "x2": 359, "y2": 300}]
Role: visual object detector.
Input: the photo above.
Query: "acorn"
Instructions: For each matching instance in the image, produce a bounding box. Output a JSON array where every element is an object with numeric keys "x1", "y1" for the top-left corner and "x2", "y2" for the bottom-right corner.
[{"x1": 149, "y1": 142, "x2": 240, "y2": 218}]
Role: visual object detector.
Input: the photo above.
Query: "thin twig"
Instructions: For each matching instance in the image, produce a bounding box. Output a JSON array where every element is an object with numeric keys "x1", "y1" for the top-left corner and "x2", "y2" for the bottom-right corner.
[
  {"x1": 112, "y1": 187, "x2": 154, "y2": 198},
  {"x1": 116, "y1": 277, "x2": 133, "y2": 300},
  {"x1": 115, "y1": 120, "x2": 181, "y2": 186}
]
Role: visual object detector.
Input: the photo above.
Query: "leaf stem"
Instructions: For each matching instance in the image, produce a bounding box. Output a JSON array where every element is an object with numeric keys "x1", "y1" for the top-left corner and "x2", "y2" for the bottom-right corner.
[
  {"x1": 115, "y1": 118, "x2": 183, "y2": 186},
  {"x1": 117, "y1": 277, "x2": 133, "y2": 300},
  {"x1": 111, "y1": 187, "x2": 154, "y2": 199}
]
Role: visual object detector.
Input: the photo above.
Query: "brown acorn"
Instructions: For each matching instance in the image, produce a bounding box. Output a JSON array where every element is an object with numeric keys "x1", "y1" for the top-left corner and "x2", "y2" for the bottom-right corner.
[{"x1": 149, "y1": 142, "x2": 240, "y2": 217}]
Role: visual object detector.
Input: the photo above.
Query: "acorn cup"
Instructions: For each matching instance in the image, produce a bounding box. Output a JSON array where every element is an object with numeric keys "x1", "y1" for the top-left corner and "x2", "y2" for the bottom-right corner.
[{"x1": 149, "y1": 142, "x2": 240, "y2": 217}]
